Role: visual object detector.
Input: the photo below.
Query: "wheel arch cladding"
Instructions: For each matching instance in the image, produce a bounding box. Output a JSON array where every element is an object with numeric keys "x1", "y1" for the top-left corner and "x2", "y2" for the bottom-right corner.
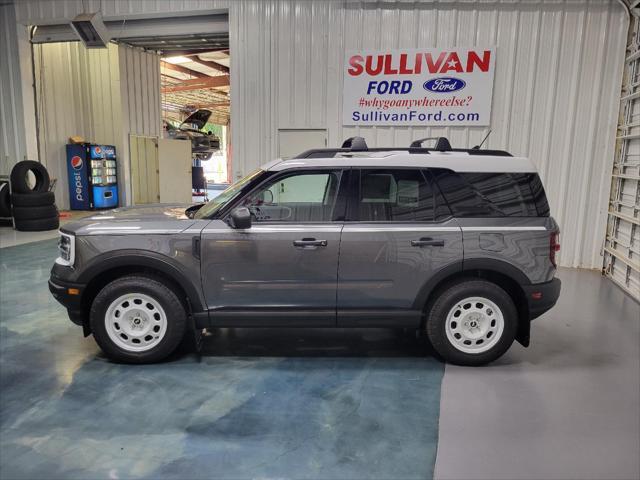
[
  {"x1": 415, "y1": 260, "x2": 531, "y2": 346},
  {"x1": 77, "y1": 253, "x2": 205, "y2": 334}
]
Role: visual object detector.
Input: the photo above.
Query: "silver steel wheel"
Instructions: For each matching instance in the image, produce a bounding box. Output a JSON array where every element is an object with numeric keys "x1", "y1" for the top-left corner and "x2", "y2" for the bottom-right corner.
[
  {"x1": 445, "y1": 296, "x2": 505, "y2": 354},
  {"x1": 104, "y1": 293, "x2": 168, "y2": 352}
]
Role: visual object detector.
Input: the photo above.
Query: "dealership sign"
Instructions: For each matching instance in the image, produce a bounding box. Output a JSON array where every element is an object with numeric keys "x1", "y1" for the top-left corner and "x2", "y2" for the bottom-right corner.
[{"x1": 343, "y1": 48, "x2": 496, "y2": 126}]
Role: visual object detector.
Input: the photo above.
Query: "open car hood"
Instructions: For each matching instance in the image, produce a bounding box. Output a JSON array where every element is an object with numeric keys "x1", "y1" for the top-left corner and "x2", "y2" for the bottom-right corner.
[{"x1": 180, "y1": 109, "x2": 212, "y2": 130}]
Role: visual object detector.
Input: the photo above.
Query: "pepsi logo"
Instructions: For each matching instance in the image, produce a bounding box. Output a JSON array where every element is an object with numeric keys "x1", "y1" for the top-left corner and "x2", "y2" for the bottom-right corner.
[
  {"x1": 71, "y1": 156, "x2": 83, "y2": 170},
  {"x1": 94, "y1": 146, "x2": 102, "y2": 154},
  {"x1": 423, "y1": 77, "x2": 467, "y2": 93}
]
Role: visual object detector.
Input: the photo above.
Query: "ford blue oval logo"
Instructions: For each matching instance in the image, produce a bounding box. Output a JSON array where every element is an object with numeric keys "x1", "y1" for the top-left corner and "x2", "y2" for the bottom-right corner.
[{"x1": 423, "y1": 77, "x2": 466, "y2": 93}]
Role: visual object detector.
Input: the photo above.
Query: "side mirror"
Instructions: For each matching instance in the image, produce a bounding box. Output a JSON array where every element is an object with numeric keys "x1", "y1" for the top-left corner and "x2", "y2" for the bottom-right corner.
[{"x1": 229, "y1": 207, "x2": 251, "y2": 229}]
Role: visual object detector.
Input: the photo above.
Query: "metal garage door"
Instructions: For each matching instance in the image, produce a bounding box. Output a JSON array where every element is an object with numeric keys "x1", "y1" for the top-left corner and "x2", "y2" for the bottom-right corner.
[{"x1": 604, "y1": 18, "x2": 640, "y2": 300}]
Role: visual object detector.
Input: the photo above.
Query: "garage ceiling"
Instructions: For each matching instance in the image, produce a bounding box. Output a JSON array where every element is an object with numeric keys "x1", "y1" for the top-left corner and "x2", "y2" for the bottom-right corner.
[
  {"x1": 160, "y1": 49, "x2": 230, "y2": 126},
  {"x1": 120, "y1": 33, "x2": 231, "y2": 126},
  {"x1": 117, "y1": 32, "x2": 229, "y2": 54}
]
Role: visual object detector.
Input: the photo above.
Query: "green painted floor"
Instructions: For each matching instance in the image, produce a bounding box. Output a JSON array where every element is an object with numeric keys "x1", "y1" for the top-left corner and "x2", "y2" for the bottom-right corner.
[{"x1": 0, "y1": 239, "x2": 444, "y2": 479}]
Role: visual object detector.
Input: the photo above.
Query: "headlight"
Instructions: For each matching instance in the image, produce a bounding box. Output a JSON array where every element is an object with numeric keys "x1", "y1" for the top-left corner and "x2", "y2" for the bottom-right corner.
[{"x1": 55, "y1": 231, "x2": 75, "y2": 267}]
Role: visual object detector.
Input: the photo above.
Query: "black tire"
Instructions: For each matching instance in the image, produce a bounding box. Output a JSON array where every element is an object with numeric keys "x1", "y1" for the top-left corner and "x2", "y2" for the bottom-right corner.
[
  {"x1": 0, "y1": 182, "x2": 10, "y2": 217},
  {"x1": 13, "y1": 216, "x2": 60, "y2": 232},
  {"x1": 12, "y1": 204, "x2": 58, "y2": 220},
  {"x1": 11, "y1": 191, "x2": 56, "y2": 207},
  {"x1": 90, "y1": 275, "x2": 187, "y2": 364},
  {"x1": 10, "y1": 160, "x2": 50, "y2": 194},
  {"x1": 425, "y1": 279, "x2": 517, "y2": 366}
]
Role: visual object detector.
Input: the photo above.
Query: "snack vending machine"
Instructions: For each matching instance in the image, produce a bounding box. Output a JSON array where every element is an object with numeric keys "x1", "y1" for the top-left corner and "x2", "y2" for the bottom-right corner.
[{"x1": 66, "y1": 144, "x2": 119, "y2": 210}]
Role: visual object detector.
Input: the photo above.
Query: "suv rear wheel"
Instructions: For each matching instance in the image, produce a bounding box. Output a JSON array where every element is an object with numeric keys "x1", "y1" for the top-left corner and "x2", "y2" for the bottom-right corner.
[
  {"x1": 90, "y1": 275, "x2": 187, "y2": 363},
  {"x1": 425, "y1": 279, "x2": 517, "y2": 366}
]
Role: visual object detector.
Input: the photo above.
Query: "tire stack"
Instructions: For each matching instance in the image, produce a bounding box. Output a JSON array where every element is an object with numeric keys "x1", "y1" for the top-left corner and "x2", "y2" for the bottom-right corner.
[
  {"x1": 10, "y1": 160, "x2": 59, "y2": 232},
  {"x1": 0, "y1": 181, "x2": 11, "y2": 220}
]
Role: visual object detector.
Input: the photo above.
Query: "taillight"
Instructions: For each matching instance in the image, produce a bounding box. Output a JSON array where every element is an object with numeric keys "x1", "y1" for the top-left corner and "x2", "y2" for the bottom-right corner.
[{"x1": 550, "y1": 231, "x2": 560, "y2": 268}]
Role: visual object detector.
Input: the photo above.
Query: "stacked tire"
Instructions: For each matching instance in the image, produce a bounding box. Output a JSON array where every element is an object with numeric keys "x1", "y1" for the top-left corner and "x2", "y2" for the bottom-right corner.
[
  {"x1": 10, "y1": 160, "x2": 59, "y2": 232},
  {"x1": 0, "y1": 181, "x2": 11, "y2": 219}
]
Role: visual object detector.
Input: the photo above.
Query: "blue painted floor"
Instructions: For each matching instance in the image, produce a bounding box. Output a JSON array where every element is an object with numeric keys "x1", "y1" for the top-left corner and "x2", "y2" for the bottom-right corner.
[{"x1": 0, "y1": 239, "x2": 444, "y2": 479}]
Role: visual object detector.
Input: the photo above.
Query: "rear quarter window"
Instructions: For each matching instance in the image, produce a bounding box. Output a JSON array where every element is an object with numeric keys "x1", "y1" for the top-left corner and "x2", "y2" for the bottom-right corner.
[{"x1": 430, "y1": 169, "x2": 549, "y2": 217}]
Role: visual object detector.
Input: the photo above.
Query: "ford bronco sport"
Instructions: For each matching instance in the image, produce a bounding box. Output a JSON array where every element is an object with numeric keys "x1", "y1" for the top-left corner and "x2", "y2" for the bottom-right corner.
[{"x1": 49, "y1": 137, "x2": 561, "y2": 366}]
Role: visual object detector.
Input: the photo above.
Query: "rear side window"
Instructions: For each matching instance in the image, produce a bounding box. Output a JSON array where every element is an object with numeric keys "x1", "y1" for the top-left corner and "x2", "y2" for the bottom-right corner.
[
  {"x1": 431, "y1": 169, "x2": 549, "y2": 217},
  {"x1": 355, "y1": 169, "x2": 443, "y2": 222}
]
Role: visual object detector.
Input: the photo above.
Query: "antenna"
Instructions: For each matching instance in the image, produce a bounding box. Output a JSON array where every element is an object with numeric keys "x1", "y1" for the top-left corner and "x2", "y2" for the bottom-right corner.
[{"x1": 472, "y1": 129, "x2": 492, "y2": 150}]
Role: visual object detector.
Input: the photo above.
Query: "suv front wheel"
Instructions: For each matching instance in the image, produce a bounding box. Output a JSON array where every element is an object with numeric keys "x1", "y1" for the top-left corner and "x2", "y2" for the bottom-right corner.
[
  {"x1": 425, "y1": 279, "x2": 517, "y2": 366},
  {"x1": 90, "y1": 275, "x2": 187, "y2": 363}
]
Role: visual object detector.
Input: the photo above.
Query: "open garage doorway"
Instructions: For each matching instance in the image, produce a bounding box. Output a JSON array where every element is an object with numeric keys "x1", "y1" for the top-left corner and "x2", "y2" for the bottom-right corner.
[
  {"x1": 120, "y1": 32, "x2": 231, "y2": 204},
  {"x1": 30, "y1": 14, "x2": 230, "y2": 209}
]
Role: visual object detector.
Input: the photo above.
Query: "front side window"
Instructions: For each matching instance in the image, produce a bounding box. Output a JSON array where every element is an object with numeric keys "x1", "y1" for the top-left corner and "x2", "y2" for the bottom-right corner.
[
  {"x1": 241, "y1": 170, "x2": 342, "y2": 222},
  {"x1": 194, "y1": 169, "x2": 265, "y2": 219},
  {"x1": 355, "y1": 169, "x2": 437, "y2": 222}
]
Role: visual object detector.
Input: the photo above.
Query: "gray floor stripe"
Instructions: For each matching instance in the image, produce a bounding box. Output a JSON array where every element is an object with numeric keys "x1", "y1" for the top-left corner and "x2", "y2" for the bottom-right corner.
[{"x1": 434, "y1": 268, "x2": 640, "y2": 480}]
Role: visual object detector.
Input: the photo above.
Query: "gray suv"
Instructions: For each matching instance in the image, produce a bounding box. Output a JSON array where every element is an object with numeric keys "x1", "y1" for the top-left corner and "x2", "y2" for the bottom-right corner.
[{"x1": 49, "y1": 137, "x2": 561, "y2": 366}]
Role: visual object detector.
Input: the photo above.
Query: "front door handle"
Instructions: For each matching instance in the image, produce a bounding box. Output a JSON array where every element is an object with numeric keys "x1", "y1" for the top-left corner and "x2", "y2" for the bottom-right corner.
[
  {"x1": 411, "y1": 237, "x2": 445, "y2": 247},
  {"x1": 293, "y1": 238, "x2": 328, "y2": 248}
]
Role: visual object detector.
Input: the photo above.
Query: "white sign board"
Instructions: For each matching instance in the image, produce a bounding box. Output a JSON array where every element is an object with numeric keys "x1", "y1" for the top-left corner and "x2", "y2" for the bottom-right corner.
[{"x1": 343, "y1": 47, "x2": 496, "y2": 126}]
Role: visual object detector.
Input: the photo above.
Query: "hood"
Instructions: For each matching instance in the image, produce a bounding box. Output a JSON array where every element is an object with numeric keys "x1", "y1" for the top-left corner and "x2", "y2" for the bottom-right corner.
[
  {"x1": 180, "y1": 109, "x2": 212, "y2": 130},
  {"x1": 62, "y1": 204, "x2": 198, "y2": 236}
]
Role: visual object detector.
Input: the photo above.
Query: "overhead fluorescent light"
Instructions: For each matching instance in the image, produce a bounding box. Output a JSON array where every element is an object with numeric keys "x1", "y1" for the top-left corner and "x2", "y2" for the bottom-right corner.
[
  {"x1": 164, "y1": 56, "x2": 192, "y2": 65},
  {"x1": 70, "y1": 12, "x2": 110, "y2": 48}
]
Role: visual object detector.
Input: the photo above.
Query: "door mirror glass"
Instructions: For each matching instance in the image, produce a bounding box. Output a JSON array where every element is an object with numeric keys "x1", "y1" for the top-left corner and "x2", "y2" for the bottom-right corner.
[{"x1": 230, "y1": 207, "x2": 252, "y2": 229}]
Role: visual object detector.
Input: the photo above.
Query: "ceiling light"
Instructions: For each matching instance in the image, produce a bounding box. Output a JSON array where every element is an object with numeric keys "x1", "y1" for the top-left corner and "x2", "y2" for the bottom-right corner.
[{"x1": 164, "y1": 56, "x2": 192, "y2": 65}]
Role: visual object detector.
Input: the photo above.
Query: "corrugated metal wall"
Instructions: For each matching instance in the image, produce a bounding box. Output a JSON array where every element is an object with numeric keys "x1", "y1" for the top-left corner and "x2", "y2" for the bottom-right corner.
[
  {"x1": 34, "y1": 42, "x2": 123, "y2": 208},
  {"x1": 118, "y1": 45, "x2": 162, "y2": 206},
  {"x1": 604, "y1": 15, "x2": 640, "y2": 300},
  {"x1": 227, "y1": 0, "x2": 628, "y2": 270},
  {"x1": 14, "y1": 0, "x2": 628, "y2": 269},
  {"x1": 118, "y1": 45, "x2": 162, "y2": 138},
  {"x1": 32, "y1": 42, "x2": 160, "y2": 208},
  {"x1": 0, "y1": 2, "x2": 27, "y2": 175}
]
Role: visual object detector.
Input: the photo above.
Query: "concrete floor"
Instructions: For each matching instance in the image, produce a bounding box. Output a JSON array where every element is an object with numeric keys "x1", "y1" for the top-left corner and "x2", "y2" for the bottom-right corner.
[
  {"x1": 0, "y1": 211, "x2": 90, "y2": 248},
  {"x1": 0, "y1": 238, "x2": 638, "y2": 480},
  {"x1": 0, "y1": 239, "x2": 443, "y2": 479},
  {"x1": 435, "y1": 268, "x2": 640, "y2": 480}
]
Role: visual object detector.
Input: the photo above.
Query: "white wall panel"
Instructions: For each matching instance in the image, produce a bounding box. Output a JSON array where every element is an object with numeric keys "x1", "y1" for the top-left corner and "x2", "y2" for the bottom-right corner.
[
  {"x1": 118, "y1": 45, "x2": 162, "y2": 205},
  {"x1": 0, "y1": 2, "x2": 27, "y2": 175},
  {"x1": 34, "y1": 42, "x2": 160, "y2": 209},
  {"x1": 228, "y1": 0, "x2": 627, "y2": 270},
  {"x1": 119, "y1": 45, "x2": 161, "y2": 138},
  {"x1": 34, "y1": 42, "x2": 123, "y2": 208},
  {"x1": 14, "y1": 0, "x2": 628, "y2": 269},
  {"x1": 604, "y1": 17, "x2": 640, "y2": 301}
]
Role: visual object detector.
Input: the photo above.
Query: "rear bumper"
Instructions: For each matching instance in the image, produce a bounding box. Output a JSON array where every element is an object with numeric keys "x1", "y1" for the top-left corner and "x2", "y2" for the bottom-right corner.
[{"x1": 523, "y1": 277, "x2": 561, "y2": 320}]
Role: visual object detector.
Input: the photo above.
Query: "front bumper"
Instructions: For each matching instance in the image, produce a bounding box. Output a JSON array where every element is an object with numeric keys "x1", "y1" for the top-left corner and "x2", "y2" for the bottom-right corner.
[
  {"x1": 48, "y1": 277, "x2": 85, "y2": 326},
  {"x1": 523, "y1": 277, "x2": 562, "y2": 320}
]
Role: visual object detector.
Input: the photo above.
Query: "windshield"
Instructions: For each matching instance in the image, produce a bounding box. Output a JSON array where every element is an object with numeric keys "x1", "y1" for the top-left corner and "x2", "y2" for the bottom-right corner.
[{"x1": 193, "y1": 169, "x2": 264, "y2": 219}]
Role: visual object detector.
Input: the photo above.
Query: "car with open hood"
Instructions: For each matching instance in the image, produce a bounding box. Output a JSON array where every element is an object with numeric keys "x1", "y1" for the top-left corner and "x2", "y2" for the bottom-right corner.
[{"x1": 163, "y1": 109, "x2": 221, "y2": 160}]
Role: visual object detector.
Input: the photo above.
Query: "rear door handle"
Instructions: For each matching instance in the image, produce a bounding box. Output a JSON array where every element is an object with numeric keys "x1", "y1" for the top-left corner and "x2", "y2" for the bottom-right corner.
[
  {"x1": 293, "y1": 238, "x2": 328, "y2": 248},
  {"x1": 411, "y1": 237, "x2": 445, "y2": 247}
]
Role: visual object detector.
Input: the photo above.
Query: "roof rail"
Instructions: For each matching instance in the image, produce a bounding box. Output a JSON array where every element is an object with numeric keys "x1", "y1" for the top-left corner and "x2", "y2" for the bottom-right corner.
[
  {"x1": 409, "y1": 137, "x2": 452, "y2": 151},
  {"x1": 294, "y1": 136, "x2": 512, "y2": 158},
  {"x1": 341, "y1": 136, "x2": 368, "y2": 151}
]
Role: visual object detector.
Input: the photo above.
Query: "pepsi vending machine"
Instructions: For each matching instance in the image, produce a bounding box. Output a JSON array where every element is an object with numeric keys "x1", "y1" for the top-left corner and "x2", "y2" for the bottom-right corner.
[{"x1": 66, "y1": 144, "x2": 119, "y2": 210}]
